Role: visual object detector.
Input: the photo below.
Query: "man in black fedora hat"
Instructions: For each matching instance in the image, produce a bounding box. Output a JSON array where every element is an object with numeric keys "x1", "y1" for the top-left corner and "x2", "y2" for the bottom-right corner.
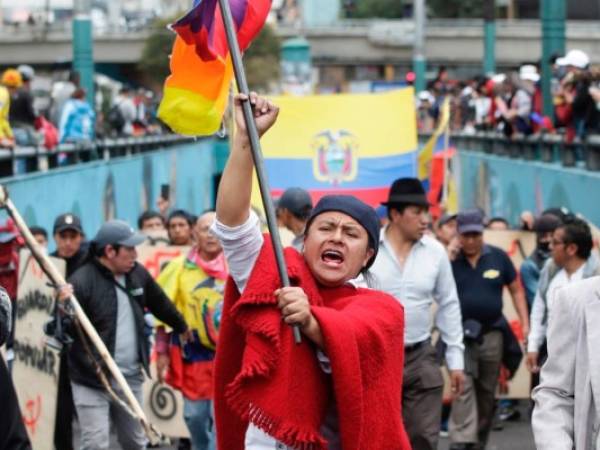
[{"x1": 370, "y1": 177, "x2": 465, "y2": 450}]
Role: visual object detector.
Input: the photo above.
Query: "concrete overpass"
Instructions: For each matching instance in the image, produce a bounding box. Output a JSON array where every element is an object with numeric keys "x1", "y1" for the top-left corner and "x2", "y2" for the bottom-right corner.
[{"x1": 1, "y1": 19, "x2": 599, "y2": 70}]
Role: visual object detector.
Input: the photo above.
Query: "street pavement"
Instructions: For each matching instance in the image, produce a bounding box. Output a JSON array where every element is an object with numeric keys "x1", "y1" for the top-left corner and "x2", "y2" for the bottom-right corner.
[
  {"x1": 439, "y1": 401, "x2": 536, "y2": 450},
  {"x1": 115, "y1": 402, "x2": 537, "y2": 449},
  {"x1": 439, "y1": 421, "x2": 536, "y2": 450}
]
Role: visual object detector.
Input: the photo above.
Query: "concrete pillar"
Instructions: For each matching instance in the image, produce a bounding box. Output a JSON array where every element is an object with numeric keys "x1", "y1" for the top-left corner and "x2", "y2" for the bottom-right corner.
[
  {"x1": 413, "y1": 0, "x2": 426, "y2": 93},
  {"x1": 483, "y1": 0, "x2": 496, "y2": 75},
  {"x1": 541, "y1": 0, "x2": 566, "y2": 116},
  {"x1": 73, "y1": 0, "x2": 94, "y2": 106}
]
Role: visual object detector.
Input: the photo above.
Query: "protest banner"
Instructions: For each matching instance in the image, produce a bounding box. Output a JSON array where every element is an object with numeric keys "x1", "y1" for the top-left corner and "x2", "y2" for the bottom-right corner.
[
  {"x1": 143, "y1": 363, "x2": 190, "y2": 439},
  {"x1": 484, "y1": 229, "x2": 536, "y2": 398},
  {"x1": 12, "y1": 250, "x2": 65, "y2": 449},
  {"x1": 137, "y1": 243, "x2": 190, "y2": 279}
]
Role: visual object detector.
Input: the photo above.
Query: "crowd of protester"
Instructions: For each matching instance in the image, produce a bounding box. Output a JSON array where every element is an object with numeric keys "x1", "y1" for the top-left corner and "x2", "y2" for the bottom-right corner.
[
  {"x1": 417, "y1": 48, "x2": 600, "y2": 143},
  {"x1": 0, "y1": 66, "x2": 165, "y2": 152},
  {"x1": 0, "y1": 87, "x2": 597, "y2": 450},
  {"x1": 0, "y1": 156, "x2": 597, "y2": 449}
]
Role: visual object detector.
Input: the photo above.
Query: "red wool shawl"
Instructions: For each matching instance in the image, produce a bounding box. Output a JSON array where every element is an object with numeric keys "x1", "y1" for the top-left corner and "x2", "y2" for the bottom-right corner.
[{"x1": 214, "y1": 236, "x2": 412, "y2": 450}]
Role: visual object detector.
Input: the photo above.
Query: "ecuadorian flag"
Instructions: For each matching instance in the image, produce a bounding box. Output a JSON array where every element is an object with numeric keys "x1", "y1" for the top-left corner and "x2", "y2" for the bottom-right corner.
[{"x1": 252, "y1": 88, "x2": 418, "y2": 208}]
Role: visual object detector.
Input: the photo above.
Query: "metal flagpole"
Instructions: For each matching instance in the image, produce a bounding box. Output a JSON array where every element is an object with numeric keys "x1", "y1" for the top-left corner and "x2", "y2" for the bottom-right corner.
[{"x1": 217, "y1": 0, "x2": 302, "y2": 344}]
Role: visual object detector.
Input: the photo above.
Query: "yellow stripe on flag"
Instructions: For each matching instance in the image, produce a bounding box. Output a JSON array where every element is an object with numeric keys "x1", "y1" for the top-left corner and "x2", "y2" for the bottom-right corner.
[{"x1": 417, "y1": 97, "x2": 450, "y2": 180}]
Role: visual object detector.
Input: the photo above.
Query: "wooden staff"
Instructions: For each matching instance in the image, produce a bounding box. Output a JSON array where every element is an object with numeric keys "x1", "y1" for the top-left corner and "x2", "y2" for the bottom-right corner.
[
  {"x1": 216, "y1": 0, "x2": 301, "y2": 344},
  {"x1": 0, "y1": 186, "x2": 166, "y2": 446}
]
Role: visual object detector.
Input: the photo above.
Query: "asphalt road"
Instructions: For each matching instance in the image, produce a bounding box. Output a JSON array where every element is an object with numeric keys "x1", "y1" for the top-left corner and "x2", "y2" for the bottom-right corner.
[
  {"x1": 106, "y1": 402, "x2": 537, "y2": 450},
  {"x1": 439, "y1": 421, "x2": 535, "y2": 450},
  {"x1": 439, "y1": 401, "x2": 536, "y2": 450}
]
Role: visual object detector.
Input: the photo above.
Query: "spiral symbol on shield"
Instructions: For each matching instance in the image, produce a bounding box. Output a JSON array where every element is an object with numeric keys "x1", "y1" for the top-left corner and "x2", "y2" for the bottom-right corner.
[{"x1": 149, "y1": 382, "x2": 177, "y2": 420}]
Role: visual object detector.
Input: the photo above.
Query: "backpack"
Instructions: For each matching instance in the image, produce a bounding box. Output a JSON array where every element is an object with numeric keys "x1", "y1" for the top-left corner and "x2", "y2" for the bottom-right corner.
[{"x1": 107, "y1": 103, "x2": 125, "y2": 133}]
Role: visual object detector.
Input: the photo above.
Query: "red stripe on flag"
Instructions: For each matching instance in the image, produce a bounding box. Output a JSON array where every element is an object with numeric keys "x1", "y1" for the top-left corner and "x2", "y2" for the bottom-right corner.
[{"x1": 271, "y1": 187, "x2": 391, "y2": 208}]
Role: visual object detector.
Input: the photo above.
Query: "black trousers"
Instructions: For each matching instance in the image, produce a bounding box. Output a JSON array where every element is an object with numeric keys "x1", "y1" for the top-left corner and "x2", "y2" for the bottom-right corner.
[
  {"x1": 0, "y1": 356, "x2": 31, "y2": 450},
  {"x1": 54, "y1": 353, "x2": 75, "y2": 450}
]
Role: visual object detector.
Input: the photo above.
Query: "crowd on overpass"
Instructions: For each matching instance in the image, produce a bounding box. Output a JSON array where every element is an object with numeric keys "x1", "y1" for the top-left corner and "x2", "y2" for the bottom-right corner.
[
  {"x1": 417, "y1": 48, "x2": 600, "y2": 143},
  {"x1": 0, "y1": 65, "x2": 165, "y2": 152}
]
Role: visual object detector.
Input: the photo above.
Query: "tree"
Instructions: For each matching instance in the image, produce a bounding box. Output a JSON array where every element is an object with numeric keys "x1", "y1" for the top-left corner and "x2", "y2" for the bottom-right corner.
[
  {"x1": 243, "y1": 24, "x2": 281, "y2": 92},
  {"x1": 427, "y1": 0, "x2": 483, "y2": 18},
  {"x1": 344, "y1": 0, "x2": 404, "y2": 19},
  {"x1": 138, "y1": 18, "x2": 177, "y2": 85}
]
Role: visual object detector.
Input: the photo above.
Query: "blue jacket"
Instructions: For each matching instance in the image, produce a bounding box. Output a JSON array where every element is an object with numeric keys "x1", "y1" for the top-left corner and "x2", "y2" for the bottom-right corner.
[{"x1": 59, "y1": 99, "x2": 95, "y2": 143}]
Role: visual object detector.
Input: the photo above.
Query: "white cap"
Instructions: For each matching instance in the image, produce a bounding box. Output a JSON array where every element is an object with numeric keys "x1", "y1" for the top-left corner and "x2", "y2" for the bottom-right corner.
[
  {"x1": 491, "y1": 73, "x2": 507, "y2": 84},
  {"x1": 556, "y1": 49, "x2": 590, "y2": 69},
  {"x1": 16, "y1": 64, "x2": 35, "y2": 81},
  {"x1": 417, "y1": 90, "x2": 435, "y2": 103},
  {"x1": 519, "y1": 64, "x2": 540, "y2": 82}
]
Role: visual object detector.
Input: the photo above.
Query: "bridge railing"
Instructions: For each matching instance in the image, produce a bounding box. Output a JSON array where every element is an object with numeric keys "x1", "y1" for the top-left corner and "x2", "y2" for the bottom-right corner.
[
  {"x1": 1, "y1": 134, "x2": 199, "y2": 179},
  {"x1": 420, "y1": 132, "x2": 600, "y2": 171}
]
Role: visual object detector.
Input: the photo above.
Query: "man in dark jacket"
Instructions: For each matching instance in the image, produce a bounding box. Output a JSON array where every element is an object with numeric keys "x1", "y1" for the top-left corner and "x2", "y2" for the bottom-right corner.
[
  {"x1": 60, "y1": 220, "x2": 188, "y2": 450},
  {"x1": 49, "y1": 212, "x2": 88, "y2": 450}
]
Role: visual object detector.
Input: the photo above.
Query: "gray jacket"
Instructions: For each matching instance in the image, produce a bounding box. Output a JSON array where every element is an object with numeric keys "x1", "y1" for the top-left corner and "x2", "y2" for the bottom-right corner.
[{"x1": 532, "y1": 276, "x2": 600, "y2": 449}]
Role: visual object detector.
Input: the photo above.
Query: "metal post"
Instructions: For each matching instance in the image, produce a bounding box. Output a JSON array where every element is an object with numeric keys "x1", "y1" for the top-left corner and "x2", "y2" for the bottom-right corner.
[
  {"x1": 483, "y1": 0, "x2": 496, "y2": 75},
  {"x1": 217, "y1": 0, "x2": 301, "y2": 344},
  {"x1": 73, "y1": 0, "x2": 94, "y2": 106},
  {"x1": 541, "y1": 0, "x2": 566, "y2": 116},
  {"x1": 413, "y1": 0, "x2": 426, "y2": 93}
]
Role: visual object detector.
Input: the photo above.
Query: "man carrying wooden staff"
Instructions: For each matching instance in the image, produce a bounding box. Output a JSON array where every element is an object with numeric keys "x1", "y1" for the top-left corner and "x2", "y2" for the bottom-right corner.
[{"x1": 58, "y1": 220, "x2": 189, "y2": 450}]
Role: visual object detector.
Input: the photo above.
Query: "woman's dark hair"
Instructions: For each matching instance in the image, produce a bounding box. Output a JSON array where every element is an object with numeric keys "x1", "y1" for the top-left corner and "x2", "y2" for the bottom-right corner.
[
  {"x1": 360, "y1": 268, "x2": 377, "y2": 288},
  {"x1": 560, "y1": 216, "x2": 593, "y2": 260},
  {"x1": 167, "y1": 209, "x2": 195, "y2": 227},
  {"x1": 137, "y1": 210, "x2": 164, "y2": 229}
]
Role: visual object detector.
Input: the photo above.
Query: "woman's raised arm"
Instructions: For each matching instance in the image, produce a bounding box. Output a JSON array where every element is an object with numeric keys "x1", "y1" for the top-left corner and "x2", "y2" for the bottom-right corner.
[{"x1": 215, "y1": 92, "x2": 279, "y2": 227}]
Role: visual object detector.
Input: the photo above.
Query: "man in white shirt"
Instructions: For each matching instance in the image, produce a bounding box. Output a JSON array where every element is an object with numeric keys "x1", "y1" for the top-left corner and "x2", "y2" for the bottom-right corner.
[
  {"x1": 526, "y1": 216, "x2": 598, "y2": 374},
  {"x1": 370, "y1": 177, "x2": 465, "y2": 450}
]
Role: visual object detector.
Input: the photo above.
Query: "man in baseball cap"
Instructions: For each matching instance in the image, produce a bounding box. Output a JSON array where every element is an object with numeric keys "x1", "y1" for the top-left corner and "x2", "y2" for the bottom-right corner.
[
  {"x1": 52, "y1": 213, "x2": 87, "y2": 278},
  {"x1": 58, "y1": 220, "x2": 187, "y2": 450},
  {"x1": 449, "y1": 209, "x2": 529, "y2": 449},
  {"x1": 92, "y1": 220, "x2": 146, "y2": 249},
  {"x1": 50, "y1": 212, "x2": 88, "y2": 450}
]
